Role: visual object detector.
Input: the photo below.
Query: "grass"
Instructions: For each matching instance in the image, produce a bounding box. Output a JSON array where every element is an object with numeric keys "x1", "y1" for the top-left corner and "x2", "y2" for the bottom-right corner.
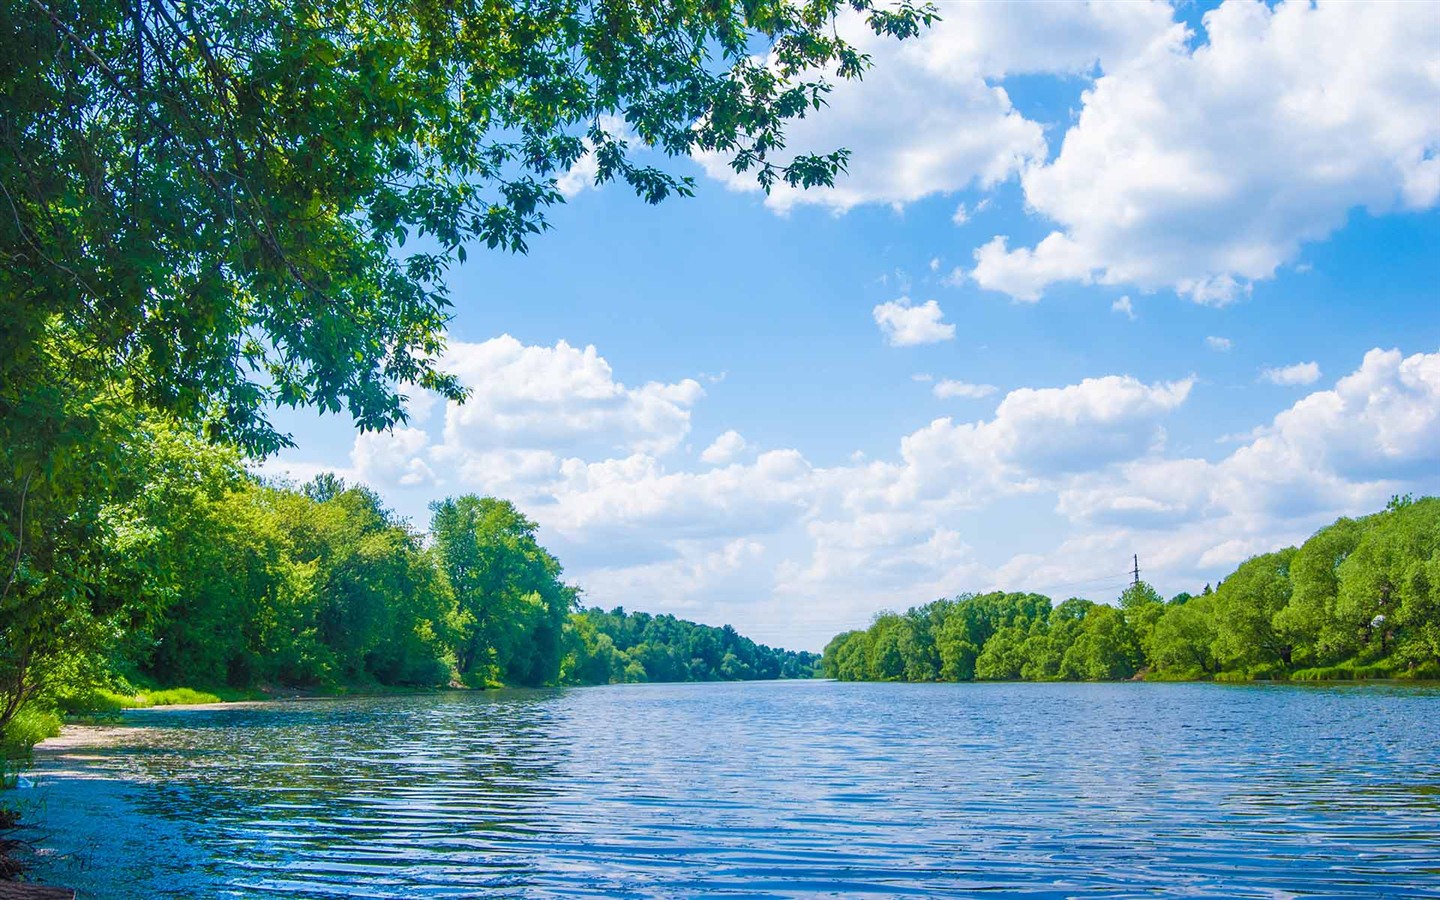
[
  {"x1": 1290, "y1": 663, "x2": 1395, "y2": 682},
  {"x1": 1, "y1": 705, "x2": 62, "y2": 788},
  {"x1": 57, "y1": 685, "x2": 229, "y2": 716},
  {"x1": 138, "y1": 687, "x2": 225, "y2": 706}
]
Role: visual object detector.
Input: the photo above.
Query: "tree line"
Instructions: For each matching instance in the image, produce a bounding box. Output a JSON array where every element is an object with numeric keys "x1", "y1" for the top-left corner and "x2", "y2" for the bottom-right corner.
[
  {"x1": 822, "y1": 496, "x2": 1440, "y2": 683},
  {"x1": 0, "y1": 417, "x2": 816, "y2": 771}
]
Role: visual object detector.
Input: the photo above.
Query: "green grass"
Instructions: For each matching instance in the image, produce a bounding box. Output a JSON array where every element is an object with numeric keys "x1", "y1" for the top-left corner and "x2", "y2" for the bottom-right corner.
[
  {"x1": 1, "y1": 705, "x2": 62, "y2": 787},
  {"x1": 1291, "y1": 662, "x2": 1395, "y2": 681},
  {"x1": 58, "y1": 685, "x2": 226, "y2": 715},
  {"x1": 137, "y1": 687, "x2": 224, "y2": 706},
  {"x1": 1212, "y1": 671, "x2": 1253, "y2": 682}
]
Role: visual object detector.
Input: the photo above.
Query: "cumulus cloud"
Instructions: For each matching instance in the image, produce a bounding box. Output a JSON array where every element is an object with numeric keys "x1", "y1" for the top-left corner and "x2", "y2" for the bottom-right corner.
[
  {"x1": 695, "y1": 1, "x2": 1176, "y2": 212},
  {"x1": 700, "y1": 430, "x2": 749, "y2": 465},
  {"x1": 1058, "y1": 348, "x2": 1440, "y2": 572},
  {"x1": 950, "y1": 374, "x2": 1193, "y2": 477},
  {"x1": 440, "y1": 335, "x2": 703, "y2": 456},
  {"x1": 1261, "y1": 361, "x2": 1322, "y2": 386},
  {"x1": 351, "y1": 427, "x2": 435, "y2": 488},
  {"x1": 873, "y1": 298, "x2": 956, "y2": 346},
  {"x1": 1112, "y1": 296, "x2": 1136, "y2": 320},
  {"x1": 263, "y1": 334, "x2": 1440, "y2": 650},
  {"x1": 969, "y1": 233, "x2": 1094, "y2": 302},
  {"x1": 1206, "y1": 336, "x2": 1232, "y2": 352},
  {"x1": 933, "y1": 380, "x2": 998, "y2": 400},
  {"x1": 970, "y1": 0, "x2": 1440, "y2": 302}
]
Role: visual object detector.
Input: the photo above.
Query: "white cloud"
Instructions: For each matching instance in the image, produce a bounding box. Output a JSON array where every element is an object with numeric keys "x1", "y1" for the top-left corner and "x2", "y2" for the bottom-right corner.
[
  {"x1": 440, "y1": 335, "x2": 703, "y2": 456},
  {"x1": 873, "y1": 298, "x2": 956, "y2": 346},
  {"x1": 1112, "y1": 296, "x2": 1136, "y2": 320},
  {"x1": 933, "y1": 380, "x2": 998, "y2": 400},
  {"x1": 969, "y1": 233, "x2": 1096, "y2": 302},
  {"x1": 700, "y1": 430, "x2": 749, "y2": 465},
  {"x1": 352, "y1": 427, "x2": 435, "y2": 488},
  {"x1": 970, "y1": 0, "x2": 1440, "y2": 302},
  {"x1": 1261, "y1": 361, "x2": 1321, "y2": 386},
  {"x1": 1206, "y1": 336, "x2": 1232, "y2": 352},
  {"x1": 264, "y1": 334, "x2": 1440, "y2": 651},
  {"x1": 953, "y1": 198, "x2": 992, "y2": 226},
  {"x1": 695, "y1": 2, "x2": 1177, "y2": 212},
  {"x1": 961, "y1": 374, "x2": 1193, "y2": 477},
  {"x1": 1058, "y1": 348, "x2": 1440, "y2": 574}
]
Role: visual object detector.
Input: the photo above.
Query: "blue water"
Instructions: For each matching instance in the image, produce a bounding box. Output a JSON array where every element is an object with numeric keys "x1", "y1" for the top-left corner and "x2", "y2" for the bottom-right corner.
[{"x1": 24, "y1": 680, "x2": 1440, "y2": 898}]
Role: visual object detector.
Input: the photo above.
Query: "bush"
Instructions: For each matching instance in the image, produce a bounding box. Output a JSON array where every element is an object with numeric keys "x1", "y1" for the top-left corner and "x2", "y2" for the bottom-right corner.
[
  {"x1": 1, "y1": 705, "x2": 62, "y2": 787},
  {"x1": 1401, "y1": 660, "x2": 1440, "y2": 680}
]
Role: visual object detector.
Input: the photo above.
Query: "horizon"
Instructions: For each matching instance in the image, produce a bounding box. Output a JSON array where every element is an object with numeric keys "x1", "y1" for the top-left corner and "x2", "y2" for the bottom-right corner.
[{"x1": 258, "y1": 0, "x2": 1440, "y2": 653}]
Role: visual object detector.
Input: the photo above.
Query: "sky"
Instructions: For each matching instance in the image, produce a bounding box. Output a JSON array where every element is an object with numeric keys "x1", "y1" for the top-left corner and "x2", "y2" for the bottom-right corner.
[{"x1": 263, "y1": 0, "x2": 1440, "y2": 651}]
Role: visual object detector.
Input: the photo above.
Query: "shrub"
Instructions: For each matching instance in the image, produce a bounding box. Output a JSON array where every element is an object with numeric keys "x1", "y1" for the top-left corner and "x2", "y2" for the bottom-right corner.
[{"x1": 1, "y1": 705, "x2": 62, "y2": 787}]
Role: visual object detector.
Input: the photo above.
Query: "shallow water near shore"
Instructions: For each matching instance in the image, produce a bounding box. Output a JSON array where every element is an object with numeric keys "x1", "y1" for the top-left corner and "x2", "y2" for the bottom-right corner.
[{"x1": 20, "y1": 680, "x2": 1440, "y2": 898}]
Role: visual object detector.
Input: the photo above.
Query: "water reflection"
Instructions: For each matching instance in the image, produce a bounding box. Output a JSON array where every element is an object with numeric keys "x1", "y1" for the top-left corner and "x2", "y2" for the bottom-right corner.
[{"x1": 28, "y1": 681, "x2": 1440, "y2": 898}]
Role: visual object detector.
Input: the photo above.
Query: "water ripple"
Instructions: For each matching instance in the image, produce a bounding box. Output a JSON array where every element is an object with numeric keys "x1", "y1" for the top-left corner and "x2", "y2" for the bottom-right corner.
[{"x1": 26, "y1": 681, "x2": 1440, "y2": 898}]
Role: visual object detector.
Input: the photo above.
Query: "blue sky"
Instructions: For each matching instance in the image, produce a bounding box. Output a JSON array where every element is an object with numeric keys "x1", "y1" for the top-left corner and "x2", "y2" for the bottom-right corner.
[{"x1": 266, "y1": 0, "x2": 1440, "y2": 650}]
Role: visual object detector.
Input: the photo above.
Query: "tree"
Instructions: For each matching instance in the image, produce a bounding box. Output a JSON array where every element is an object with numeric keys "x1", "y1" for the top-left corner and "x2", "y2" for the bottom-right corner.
[
  {"x1": 2, "y1": 0, "x2": 930, "y2": 734},
  {"x1": 1148, "y1": 595, "x2": 1218, "y2": 677},
  {"x1": 1059, "y1": 605, "x2": 1140, "y2": 681},
  {"x1": 1119, "y1": 580, "x2": 1164, "y2": 664},
  {"x1": 1274, "y1": 517, "x2": 1366, "y2": 665},
  {"x1": 4, "y1": 0, "x2": 933, "y2": 455},
  {"x1": 429, "y1": 495, "x2": 575, "y2": 686},
  {"x1": 824, "y1": 631, "x2": 872, "y2": 681},
  {"x1": 866, "y1": 613, "x2": 908, "y2": 680},
  {"x1": 974, "y1": 624, "x2": 1027, "y2": 680},
  {"x1": 1335, "y1": 499, "x2": 1440, "y2": 668},
  {"x1": 571, "y1": 606, "x2": 817, "y2": 684},
  {"x1": 1211, "y1": 549, "x2": 1297, "y2": 673}
]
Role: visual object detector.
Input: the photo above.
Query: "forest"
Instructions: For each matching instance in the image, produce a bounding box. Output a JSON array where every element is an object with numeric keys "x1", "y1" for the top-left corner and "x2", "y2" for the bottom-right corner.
[
  {"x1": 0, "y1": 417, "x2": 816, "y2": 777},
  {"x1": 822, "y1": 496, "x2": 1440, "y2": 684}
]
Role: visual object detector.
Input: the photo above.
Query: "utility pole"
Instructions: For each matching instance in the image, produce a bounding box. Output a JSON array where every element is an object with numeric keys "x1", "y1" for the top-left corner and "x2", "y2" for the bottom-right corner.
[{"x1": 1131, "y1": 554, "x2": 1141, "y2": 587}]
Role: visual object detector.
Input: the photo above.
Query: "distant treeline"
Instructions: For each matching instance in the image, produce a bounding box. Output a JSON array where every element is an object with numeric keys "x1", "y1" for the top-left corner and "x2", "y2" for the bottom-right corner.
[
  {"x1": 571, "y1": 608, "x2": 819, "y2": 684},
  {"x1": 0, "y1": 421, "x2": 814, "y2": 756},
  {"x1": 823, "y1": 496, "x2": 1440, "y2": 683}
]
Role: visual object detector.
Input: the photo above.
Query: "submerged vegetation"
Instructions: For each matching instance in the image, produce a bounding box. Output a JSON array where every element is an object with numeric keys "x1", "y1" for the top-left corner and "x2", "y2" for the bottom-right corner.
[{"x1": 822, "y1": 496, "x2": 1440, "y2": 684}]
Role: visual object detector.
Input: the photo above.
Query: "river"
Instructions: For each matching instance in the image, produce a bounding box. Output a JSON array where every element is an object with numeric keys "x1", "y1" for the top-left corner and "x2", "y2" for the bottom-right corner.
[{"x1": 19, "y1": 680, "x2": 1440, "y2": 897}]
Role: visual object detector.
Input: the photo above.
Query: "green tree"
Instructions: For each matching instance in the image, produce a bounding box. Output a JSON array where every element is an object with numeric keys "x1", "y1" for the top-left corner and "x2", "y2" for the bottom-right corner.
[
  {"x1": 1148, "y1": 595, "x2": 1218, "y2": 677},
  {"x1": 5, "y1": 0, "x2": 932, "y2": 455},
  {"x1": 573, "y1": 606, "x2": 817, "y2": 684},
  {"x1": 1211, "y1": 549, "x2": 1297, "y2": 674},
  {"x1": 866, "y1": 613, "x2": 908, "y2": 681},
  {"x1": 1335, "y1": 499, "x2": 1440, "y2": 668},
  {"x1": 1119, "y1": 580, "x2": 1164, "y2": 665},
  {"x1": 1274, "y1": 517, "x2": 1366, "y2": 665},
  {"x1": 1059, "y1": 605, "x2": 1140, "y2": 681},
  {"x1": 975, "y1": 624, "x2": 1027, "y2": 680},
  {"x1": 429, "y1": 495, "x2": 574, "y2": 686},
  {"x1": 2, "y1": 0, "x2": 930, "y2": 736}
]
